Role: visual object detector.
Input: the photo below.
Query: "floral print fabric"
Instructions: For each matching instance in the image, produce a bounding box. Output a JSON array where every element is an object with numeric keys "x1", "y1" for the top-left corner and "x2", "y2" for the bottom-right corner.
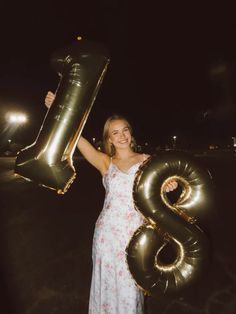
[{"x1": 89, "y1": 162, "x2": 144, "y2": 314}]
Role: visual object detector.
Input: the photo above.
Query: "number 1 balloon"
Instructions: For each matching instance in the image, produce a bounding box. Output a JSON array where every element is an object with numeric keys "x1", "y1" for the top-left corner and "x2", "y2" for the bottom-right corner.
[{"x1": 14, "y1": 38, "x2": 110, "y2": 194}]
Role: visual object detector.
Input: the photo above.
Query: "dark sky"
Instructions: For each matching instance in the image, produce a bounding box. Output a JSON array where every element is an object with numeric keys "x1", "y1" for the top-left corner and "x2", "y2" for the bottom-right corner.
[{"x1": 1, "y1": 2, "x2": 236, "y2": 148}]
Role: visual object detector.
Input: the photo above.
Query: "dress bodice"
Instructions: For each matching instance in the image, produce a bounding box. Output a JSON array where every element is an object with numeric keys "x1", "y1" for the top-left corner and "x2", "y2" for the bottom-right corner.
[{"x1": 102, "y1": 162, "x2": 141, "y2": 210}]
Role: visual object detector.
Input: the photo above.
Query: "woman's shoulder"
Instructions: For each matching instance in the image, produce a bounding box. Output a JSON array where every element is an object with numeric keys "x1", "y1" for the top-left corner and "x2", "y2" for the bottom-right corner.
[
  {"x1": 143, "y1": 153, "x2": 150, "y2": 160},
  {"x1": 99, "y1": 152, "x2": 112, "y2": 176},
  {"x1": 140, "y1": 152, "x2": 150, "y2": 158},
  {"x1": 135, "y1": 152, "x2": 150, "y2": 163}
]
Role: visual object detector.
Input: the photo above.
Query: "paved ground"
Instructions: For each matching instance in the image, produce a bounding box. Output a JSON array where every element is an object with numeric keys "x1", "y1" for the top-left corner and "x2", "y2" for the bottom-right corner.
[{"x1": 0, "y1": 152, "x2": 235, "y2": 314}]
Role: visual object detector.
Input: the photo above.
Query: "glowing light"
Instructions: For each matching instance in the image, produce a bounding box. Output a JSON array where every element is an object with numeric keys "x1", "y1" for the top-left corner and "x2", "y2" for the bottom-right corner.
[
  {"x1": 172, "y1": 136, "x2": 177, "y2": 149},
  {"x1": 6, "y1": 112, "x2": 27, "y2": 124}
]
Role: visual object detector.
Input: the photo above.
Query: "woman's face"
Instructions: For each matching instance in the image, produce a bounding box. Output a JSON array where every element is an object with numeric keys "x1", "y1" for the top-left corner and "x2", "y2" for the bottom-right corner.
[{"x1": 108, "y1": 119, "x2": 132, "y2": 150}]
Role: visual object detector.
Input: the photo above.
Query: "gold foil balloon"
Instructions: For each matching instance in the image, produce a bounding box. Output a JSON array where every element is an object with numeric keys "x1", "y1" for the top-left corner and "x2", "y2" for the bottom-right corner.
[
  {"x1": 14, "y1": 39, "x2": 110, "y2": 194},
  {"x1": 126, "y1": 152, "x2": 213, "y2": 296}
]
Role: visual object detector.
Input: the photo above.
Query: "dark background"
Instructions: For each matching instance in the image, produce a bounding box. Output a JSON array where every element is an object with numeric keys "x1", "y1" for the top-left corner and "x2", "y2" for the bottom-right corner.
[
  {"x1": 0, "y1": 1, "x2": 236, "y2": 150},
  {"x1": 0, "y1": 2, "x2": 236, "y2": 314}
]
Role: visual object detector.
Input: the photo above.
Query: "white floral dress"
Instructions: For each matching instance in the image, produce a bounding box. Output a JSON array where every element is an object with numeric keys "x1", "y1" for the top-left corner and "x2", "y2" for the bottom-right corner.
[{"x1": 89, "y1": 160, "x2": 144, "y2": 314}]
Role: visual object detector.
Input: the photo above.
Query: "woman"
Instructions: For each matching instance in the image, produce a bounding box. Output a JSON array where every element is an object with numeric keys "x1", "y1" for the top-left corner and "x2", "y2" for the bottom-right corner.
[{"x1": 45, "y1": 92, "x2": 177, "y2": 313}]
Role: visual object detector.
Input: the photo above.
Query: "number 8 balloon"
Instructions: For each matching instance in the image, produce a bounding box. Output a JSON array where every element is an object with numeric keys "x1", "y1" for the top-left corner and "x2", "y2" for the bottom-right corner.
[
  {"x1": 126, "y1": 152, "x2": 213, "y2": 296},
  {"x1": 14, "y1": 38, "x2": 110, "y2": 194}
]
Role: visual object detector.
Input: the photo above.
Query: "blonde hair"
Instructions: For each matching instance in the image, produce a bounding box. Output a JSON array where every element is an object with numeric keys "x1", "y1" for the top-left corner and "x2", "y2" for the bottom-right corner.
[{"x1": 103, "y1": 115, "x2": 137, "y2": 156}]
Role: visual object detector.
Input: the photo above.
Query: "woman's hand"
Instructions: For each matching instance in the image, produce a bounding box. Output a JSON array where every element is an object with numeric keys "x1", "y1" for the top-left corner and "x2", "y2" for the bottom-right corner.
[
  {"x1": 164, "y1": 179, "x2": 178, "y2": 193},
  {"x1": 45, "y1": 91, "x2": 55, "y2": 108}
]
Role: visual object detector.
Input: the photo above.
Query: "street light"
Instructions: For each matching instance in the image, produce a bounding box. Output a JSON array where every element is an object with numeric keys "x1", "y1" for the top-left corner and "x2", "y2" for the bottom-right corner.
[
  {"x1": 6, "y1": 112, "x2": 28, "y2": 124},
  {"x1": 232, "y1": 137, "x2": 236, "y2": 149},
  {"x1": 4, "y1": 112, "x2": 28, "y2": 149},
  {"x1": 172, "y1": 136, "x2": 177, "y2": 149}
]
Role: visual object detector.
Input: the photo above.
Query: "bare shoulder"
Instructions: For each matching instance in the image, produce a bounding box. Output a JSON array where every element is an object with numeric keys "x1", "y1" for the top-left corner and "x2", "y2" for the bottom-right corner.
[
  {"x1": 134, "y1": 152, "x2": 150, "y2": 163},
  {"x1": 143, "y1": 153, "x2": 150, "y2": 161},
  {"x1": 99, "y1": 151, "x2": 111, "y2": 176},
  {"x1": 101, "y1": 151, "x2": 111, "y2": 167}
]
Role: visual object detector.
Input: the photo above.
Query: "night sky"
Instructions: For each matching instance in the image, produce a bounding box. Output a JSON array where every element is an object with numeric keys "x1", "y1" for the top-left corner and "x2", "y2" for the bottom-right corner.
[{"x1": 1, "y1": 2, "x2": 236, "y2": 149}]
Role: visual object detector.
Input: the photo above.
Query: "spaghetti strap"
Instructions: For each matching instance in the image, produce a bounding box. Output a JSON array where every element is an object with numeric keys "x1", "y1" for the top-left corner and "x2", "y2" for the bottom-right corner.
[{"x1": 109, "y1": 156, "x2": 113, "y2": 166}]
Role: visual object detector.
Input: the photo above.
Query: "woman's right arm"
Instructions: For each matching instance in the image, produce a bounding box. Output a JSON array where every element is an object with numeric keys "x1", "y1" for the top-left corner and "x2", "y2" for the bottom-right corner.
[
  {"x1": 44, "y1": 91, "x2": 110, "y2": 175},
  {"x1": 77, "y1": 136, "x2": 109, "y2": 175}
]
